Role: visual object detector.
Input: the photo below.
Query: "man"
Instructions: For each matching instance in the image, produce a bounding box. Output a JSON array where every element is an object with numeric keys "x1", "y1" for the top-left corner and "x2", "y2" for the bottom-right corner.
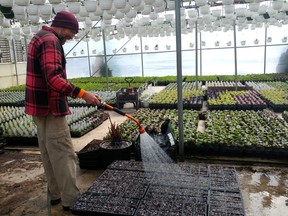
[{"x1": 25, "y1": 11, "x2": 100, "y2": 211}]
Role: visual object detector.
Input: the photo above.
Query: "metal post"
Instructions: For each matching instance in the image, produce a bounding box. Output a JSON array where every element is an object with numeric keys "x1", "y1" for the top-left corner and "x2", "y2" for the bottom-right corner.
[
  {"x1": 175, "y1": 0, "x2": 184, "y2": 161},
  {"x1": 23, "y1": 35, "x2": 28, "y2": 58},
  {"x1": 140, "y1": 36, "x2": 144, "y2": 77},
  {"x1": 199, "y1": 31, "x2": 202, "y2": 77},
  {"x1": 264, "y1": 26, "x2": 267, "y2": 74},
  {"x1": 233, "y1": 20, "x2": 238, "y2": 91},
  {"x1": 86, "y1": 39, "x2": 92, "y2": 77},
  {"x1": 102, "y1": 30, "x2": 109, "y2": 90},
  {"x1": 195, "y1": 21, "x2": 198, "y2": 90},
  {"x1": 11, "y1": 39, "x2": 19, "y2": 86}
]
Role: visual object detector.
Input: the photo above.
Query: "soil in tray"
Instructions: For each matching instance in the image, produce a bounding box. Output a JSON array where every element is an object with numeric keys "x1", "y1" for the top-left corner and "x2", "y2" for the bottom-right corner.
[
  {"x1": 107, "y1": 160, "x2": 161, "y2": 172},
  {"x1": 136, "y1": 196, "x2": 207, "y2": 216},
  {"x1": 87, "y1": 179, "x2": 149, "y2": 200},
  {"x1": 71, "y1": 194, "x2": 139, "y2": 216},
  {"x1": 77, "y1": 139, "x2": 102, "y2": 155},
  {"x1": 99, "y1": 169, "x2": 154, "y2": 183}
]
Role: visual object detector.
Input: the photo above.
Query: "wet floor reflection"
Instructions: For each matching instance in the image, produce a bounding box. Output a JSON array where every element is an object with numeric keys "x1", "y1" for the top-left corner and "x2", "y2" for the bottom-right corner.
[{"x1": 236, "y1": 166, "x2": 288, "y2": 216}]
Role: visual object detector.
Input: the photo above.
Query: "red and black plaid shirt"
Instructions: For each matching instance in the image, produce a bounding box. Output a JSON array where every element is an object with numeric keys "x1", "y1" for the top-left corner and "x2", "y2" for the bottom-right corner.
[{"x1": 25, "y1": 26, "x2": 80, "y2": 116}]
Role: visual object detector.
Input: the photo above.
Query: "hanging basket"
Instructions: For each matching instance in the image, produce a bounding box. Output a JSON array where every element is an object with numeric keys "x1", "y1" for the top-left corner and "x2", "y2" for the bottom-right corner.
[
  {"x1": 1, "y1": 0, "x2": 14, "y2": 7},
  {"x1": 27, "y1": 5, "x2": 39, "y2": 15},
  {"x1": 99, "y1": 0, "x2": 113, "y2": 10},
  {"x1": 53, "y1": 3, "x2": 66, "y2": 13},
  {"x1": 31, "y1": 0, "x2": 46, "y2": 5},
  {"x1": 21, "y1": 26, "x2": 31, "y2": 35},
  {"x1": 48, "y1": 0, "x2": 62, "y2": 4},
  {"x1": 13, "y1": 5, "x2": 26, "y2": 15},
  {"x1": 84, "y1": 0, "x2": 98, "y2": 13},
  {"x1": 39, "y1": 4, "x2": 52, "y2": 17},
  {"x1": 15, "y1": 0, "x2": 30, "y2": 6},
  {"x1": 3, "y1": 28, "x2": 12, "y2": 36},
  {"x1": 67, "y1": 2, "x2": 81, "y2": 14},
  {"x1": 114, "y1": 0, "x2": 127, "y2": 9},
  {"x1": 272, "y1": 0, "x2": 283, "y2": 11}
]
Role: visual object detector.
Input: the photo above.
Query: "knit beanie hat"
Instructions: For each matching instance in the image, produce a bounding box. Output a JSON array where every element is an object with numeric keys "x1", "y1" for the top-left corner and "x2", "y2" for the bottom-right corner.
[{"x1": 51, "y1": 11, "x2": 79, "y2": 33}]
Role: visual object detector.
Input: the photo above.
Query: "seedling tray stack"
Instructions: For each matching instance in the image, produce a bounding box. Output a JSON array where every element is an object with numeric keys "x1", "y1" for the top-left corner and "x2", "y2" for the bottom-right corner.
[{"x1": 71, "y1": 161, "x2": 246, "y2": 216}]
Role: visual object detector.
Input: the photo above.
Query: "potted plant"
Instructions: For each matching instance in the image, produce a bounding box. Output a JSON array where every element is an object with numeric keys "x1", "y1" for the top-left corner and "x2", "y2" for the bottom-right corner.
[{"x1": 99, "y1": 117, "x2": 132, "y2": 168}]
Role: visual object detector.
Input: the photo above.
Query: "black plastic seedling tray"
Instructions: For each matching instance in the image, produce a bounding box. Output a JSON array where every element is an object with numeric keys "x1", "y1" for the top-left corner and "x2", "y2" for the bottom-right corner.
[
  {"x1": 107, "y1": 160, "x2": 160, "y2": 172},
  {"x1": 71, "y1": 193, "x2": 140, "y2": 216},
  {"x1": 71, "y1": 161, "x2": 246, "y2": 216},
  {"x1": 99, "y1": 169, "x2": 154, "y2": 183}
]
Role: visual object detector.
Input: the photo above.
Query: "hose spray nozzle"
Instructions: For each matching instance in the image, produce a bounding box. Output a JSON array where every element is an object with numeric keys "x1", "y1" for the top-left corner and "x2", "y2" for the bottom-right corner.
[{"x1": 102, "y1": 103, "x2": 145, "y2": 134}]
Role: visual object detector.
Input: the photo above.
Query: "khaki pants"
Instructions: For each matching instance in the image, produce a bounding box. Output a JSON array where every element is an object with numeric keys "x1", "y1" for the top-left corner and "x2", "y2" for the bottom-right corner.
[{"x1": 33, "y1": 113, "x2": 80, "y2": 207}]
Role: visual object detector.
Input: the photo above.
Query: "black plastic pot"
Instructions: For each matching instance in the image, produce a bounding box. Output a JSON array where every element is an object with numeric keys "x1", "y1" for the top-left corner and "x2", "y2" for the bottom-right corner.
[
  {"x1": 77, "y1": 139, "x2": 103, "y2": 169},
  {"x1": 100, "y1": 140, "x2": 132, "y2": 168}
]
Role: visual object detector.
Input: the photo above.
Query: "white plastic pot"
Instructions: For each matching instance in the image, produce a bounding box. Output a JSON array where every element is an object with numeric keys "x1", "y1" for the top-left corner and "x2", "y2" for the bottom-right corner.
[
  {"x1": 167, "y1": 1, "x2": 175, "y2": 10},
  {"x1": 0, "y1": 0, "x2": 14, "y2": 7},
  {"x1": 15, "y1": 0, "x2": 29, "y2": 6},
  {"x1": 128, "y1": 0, "x2": 142, "y2": 7},
  {"x1": 154, "y1": 5, "x2": 165, "y2": 13},
  {"x1": 126, "y1": 8, "x2": 137, "y2": 18},
  {"x1": 149, "y1": 12, "x2": 158, "y2": 20},
  {"x1": 12, "y1": 5, "x2": 26, "y2": 15},
  {"x1": 165, "y1": 14, "x2": 174, "y2": 22},
  {"x1": 67, "y1": 2, "x2": 81, "y2": 14},
  {"x1": 187, "y1": 9, "x2": 198, "y2": 18},
  {"x1": 31, "y1": 0, "x2": 46, "y2": 5},
  {"x1": 114, "y1": 0, "x2": 127, "y2": 9},
  {"x1": 141, "y1": 5, "x2": 151, "y2": 15},
  {"x1": 79, "y1": 6, "x2": 89, "y2": 17},
  {"x1": 144, "y1": 0, "x2": 156, "y2": 5},
  {"x1": 40, "y1": 4, "x2": 52, "y2": 16},
  {"x1": 21, "y1": 26, "x2": 31, "y2": 35},
  {"x1": 99, "y1": 0, "x2": 113, "y2": 10},
  {"x1": 15, "y1": 14, "x2": 27, "y2": 21},
  {"x1": 27, "y1": 5, "x2": 39, "y2": 15},
  {"x1": 90, "y1": 13, "x2": 100, "y2": 21},
  {"x1": 272, "y1": 0, "x2": 283, "y2": 11},
  {"x1": 114, "y1": 10, "x2": 124, "y2": 19},
  {"x1": 94, "y1": 5, "x2": 103, "y2": 16},
  {"x1": 12, "y1": 27, "x2": 21, "y2": 35},
  {"x1": 195, "y1": 0, "x2": 207, "y2": 7},
  {"x1": 48, "y1": 0, "x2": 62, "y2": 4},
  {"x1": 31, "y1": 25, "x2": 40, "y2": 33},
  {"x1": 84, "y1": 1, "x2": 97, "y2": 13},
  {"x1": 199, "y1": 5, "x2": 210, "y2": 15},
  {"x1": 29, "y1": 15, "x2": 40, "y2": 23},
  {"x1": 3, "y1": 28, "x2": 12, "y2": 36},
  {"x1": 222, "y1": 0, "x2": 233, "y2": 5},
  {"x1": 53, "y1": 3, "x2": 66, "y2": 14},
  {"x1": 266, "y1": 37, "x2": 272, "y2": 43}
]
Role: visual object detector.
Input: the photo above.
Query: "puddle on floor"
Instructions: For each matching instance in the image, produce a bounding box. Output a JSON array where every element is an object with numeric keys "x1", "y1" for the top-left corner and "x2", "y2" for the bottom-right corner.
[{"x1": 236, "y1": 166, "x2": 288, "y2": 216}]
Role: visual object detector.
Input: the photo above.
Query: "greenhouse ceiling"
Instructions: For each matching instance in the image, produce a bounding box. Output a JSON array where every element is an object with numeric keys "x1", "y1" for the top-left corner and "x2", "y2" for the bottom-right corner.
[{"x1": 0, "y1": 0, "x2": 288, "y2": 41}]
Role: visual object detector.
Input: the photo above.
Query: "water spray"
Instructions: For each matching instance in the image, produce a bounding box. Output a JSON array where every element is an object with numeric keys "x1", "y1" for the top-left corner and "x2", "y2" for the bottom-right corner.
[{"x1": 101, "y1": 102, "x2": 145, "y2": 134}]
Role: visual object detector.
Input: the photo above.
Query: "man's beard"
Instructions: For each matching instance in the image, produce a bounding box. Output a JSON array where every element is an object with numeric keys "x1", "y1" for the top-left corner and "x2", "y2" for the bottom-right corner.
[{"x1": 59, "y1": 36, "x2": 66, "y2": 45}]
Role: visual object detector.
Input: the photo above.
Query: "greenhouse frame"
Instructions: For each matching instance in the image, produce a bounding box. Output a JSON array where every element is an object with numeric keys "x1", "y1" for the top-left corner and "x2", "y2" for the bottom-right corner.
[
  {"x1": 1, "y1": 0, "x2": 288, "y2": 88},
  {"x1": 1, "y1": 1, "x2": 288, "y2": 216}
]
